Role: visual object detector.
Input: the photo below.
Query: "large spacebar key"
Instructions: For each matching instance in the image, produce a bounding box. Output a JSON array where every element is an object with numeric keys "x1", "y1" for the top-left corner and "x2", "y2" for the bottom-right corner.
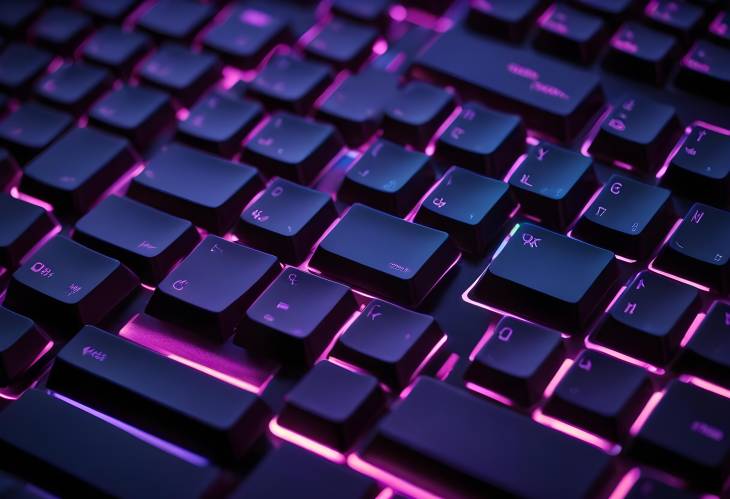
[{"x1": 412, "y1": 28, "x2": 605, "y2": 142}]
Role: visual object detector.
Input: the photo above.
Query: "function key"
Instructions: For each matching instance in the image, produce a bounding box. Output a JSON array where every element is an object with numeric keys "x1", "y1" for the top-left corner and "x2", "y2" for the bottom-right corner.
[
  {"x1": 0, "y1": 43, "x2": 51, "y2": 96},
  {"x1": 467, "y1": 0, "x2": 544, "y2": 42},
  {"x1": 535, "y1": 4, "x2": 607, "y2": 65},
  {"x1": 676, "y1": 40, "x2": 730, "y2": 104},
  {"x1": 0, "y1": 102, "x2": 72, "y2": 165},
  {"x1": 136, "y1": 0, "x2": 214, "y2": 42},
  {"x1": 31, "y1": 7, "x2": 92, "y2": 56},
  {"x1": 644, "y1": 0, "x2": 704, "y2": 42},
  {"x1": 0, "y1": 194, "x2": 55, "y2": 269},
  {"x1": 34, "y1": 63, "x2": 111, "y2": 117},
  {"x1": 80, "y1": 0, "x2": 139, "y2": 23},
  {"x1": 82, "y1": 26, "x2": 150, "y2": 77},
  {"x1": 0, "y1": 0, "x2": 43, "y2": 36},
  {"x1": 680, "y1": 301, "x2": 730, "y2": 387},
  {"x1": 304, "y1": 19, "x2": 377, "y2": 70},
  {"x1": 605, "y1": 22, "x2": 679, "y2": 85},
  {"x1": 0, "y1": 307, "x2": 49, "y2": 386}
]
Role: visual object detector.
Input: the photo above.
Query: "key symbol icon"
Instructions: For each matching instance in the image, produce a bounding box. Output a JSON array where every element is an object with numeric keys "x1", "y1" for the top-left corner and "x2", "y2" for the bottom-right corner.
[{"x1": 522, "y1": 233, "x2": 541, "y2": 248}]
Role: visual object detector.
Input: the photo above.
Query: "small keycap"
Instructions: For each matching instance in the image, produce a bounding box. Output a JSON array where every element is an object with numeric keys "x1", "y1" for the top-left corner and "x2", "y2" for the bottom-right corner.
[
  {"x1": 177, "y1": 93, "x2": 263, "y2": 158},
  {"x1": 676, "y1": 41, "x2": 730, "y2": 104},
  {"x1": 4, "y1": 236, "x2": 139, "y2": 332},
  {"x1": 80, "y1": 0, "x2": 139, "y2": 22},
  {"x1": 339, "y1": 139, "x2": 434, "y2": 217},
  {"x1": 509, "y1": 142, "x2": 597, "y2": 230},
  {"x1": 605, "y1": 22, "x2": 679, "y2": 85},
  {"x1": 680, "y1": 301, "x2": 730, "y2": 387},
  {"x1": 236, "y1": 178, "x2": 337, "y2": 265},
  {"x1": 304, "y1": 19, "x2": 377, "y2": 70},
  {"x1": 0, "y1": 0, "x2": 42, "y2": 35},
  {"x1": 242, "y1": 112, "x2": 342, "y2": 184},
  {"x1": 0, "y1": 102, "x2": 72, "y2": 165},
  {"x1": 360, "y1": 378, "x2": 613, "y2": 498},
  {"x1": 593, "y1": 271, "x2": 700, "y2": 365},
  {"x1": 572, "y1": 175, "x2": 674, "y2": 260},
  {"x1": 0, "y1": 307, "x2": 49, "y2": 385},
  {"x1": 471, "y1": 223, "x2": 617, "y2": 333},
  {"x1": 415, "y1": 167, "x2": 515, "y2": 255},
  {"x1": 0, "y1": 390, "x2": 220, "y2": 498},
  {"x1": 544, "y1": 350, "x2": 651, "y2": 439},
  {"x1": 654, "y1": 203, "x2": 730, "y2": 292},
  {"x1": 332, "y1": 299, "x2": 444, "y2": 389},
  {"x1": 137, "y1": 0, "x2": 213, "y2": 42},
  {"x1": 236, "y1": 268, "x2": 357, "y2": 366},
  {"x1": 632, "y1": 380, "x2": 730, "y2": 491},
  {"x1": 535, "y1": 4, "x2": 606, "y2": 65},
  {"x1": 82, "y1": 26, "x2": 150, "y2": 77},
  {"x1": 279, "y1": 361, "x2": 384, "y2": 450},
  {"x1": 311, "y1": 204, "x2": 458, "y2": 306},
  {"x1": 48, "y1": 325, "x2": 272, "y2": 460},
  {"x1": 32, "y1": 7, "x2": 92, "y2": 56},
  {"x1": 74, "y1": 195, "x2": 200, "y2": 284},
  {"x1": 331, "y1": 0, "x2": 390, "y2": 26},
  {"x1": 466, "y1": 317, "x2": 565, "y2": 406},
  {"x1": 147, "y1": 236, "x2": 279, "y2": 340},
  {"x1": 34, "y1": 63, "x2": 111, "y2": 117},
  {"x1": 0, "y1": 194, "x2": 55, "y2": 268},
  {"x1": 89, "y1": 84, "x2": 173, "y2": 150},
  {"x1": 0, "y1": 148, "x2": 18, "y2": 190},
  {"x1": 128, "y1": 143, "x2": 262, "y2": 235},
  {"x1": 644, "y1": 0, "x2": 703, "y2": 42},
  {"x1": 0, "y1": 43, "x2": 51, "y2": 95},
  {"x1": 21, "y1": 127, "x2": 135, "y2": 215},
  {"x1": 467, "y1": 0, "x2": 544, "y2": 42}
]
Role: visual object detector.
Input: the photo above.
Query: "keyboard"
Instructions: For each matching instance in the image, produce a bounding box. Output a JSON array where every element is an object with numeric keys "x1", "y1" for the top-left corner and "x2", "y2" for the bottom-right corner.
[{"x1": 0, "y1": 0, "x2": 729, "y2": 497}]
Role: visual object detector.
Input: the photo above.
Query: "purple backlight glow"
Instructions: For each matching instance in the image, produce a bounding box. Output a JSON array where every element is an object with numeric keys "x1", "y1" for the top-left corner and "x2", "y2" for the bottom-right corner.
[
  {"x1": 629, "y1": 389, "x2": 666, "y2": 436},
  {"x1": 532, "y1": 408, "x2": 622, "y2": 455},
  {"x1": 607, "y1": 468, "x2": 641, "y2": 499},
  {"x1": 465, "y1": 381, "x2": 515, "y2": 408},
  {"x1": 647, "y1": 218, "x2": 711, "y2": 292},
  {"x1": 679, "y1": 374, "x2": 730, "y2": 400},
  {"x1": 348, "y1": 453, "x2": 441, "y2": 499},
  {"x1": 269, "y1": 416, "x2": 346, "y2": 464}
]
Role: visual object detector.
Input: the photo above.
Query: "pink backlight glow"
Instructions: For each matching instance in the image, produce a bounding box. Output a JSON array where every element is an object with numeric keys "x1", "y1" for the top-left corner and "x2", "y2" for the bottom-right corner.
[
  {"x1": 629, "y1": 389, "x2": 666, "y2": 436},
  {"x1": 469, "y1": 321, "x2": 497, "y2": 362},
  {"x1": 580, "y1": 105, "x2": 613, "y2": 158},
  {"x1": 375, "y1": 488, "x2": 395, "y2": 499},
  {"x1": 18, "y1": 225, "x2": 62, "y2": 266},
  {"x1": 316, "y1": 308, "x2": 363, "y2": 363},
  {"x1": 424, "y1": 105, "x2": 462, "y2": 157},
  {"x1": 388, "y1": 5, "x2": 453, "y2": 32},
  {"x1": 435, "y1": 353, "x2": 459, "y2": 381},
  {"x1": 347, "y1": 453, "x2": 441, "y2": 499},
  {"x1": 608, "y1": 468, "x2": 641, "y2": 499},
  {"x1": 532, "y1": 408, "x2": 622, "y2": 454},
  {"x1": 541, "y1": 359, "x2": 574, "y2": 399},
  {"x1": 269, "y1": 417, "x2": 346, "y2": 464},
  {"x1": 679, "y1": 374, "x2": 730, "y2": 400},
  {"x1": 372, "y1": 39, "x2": 388, "y2": 56},
  {"x1": 465, "y1": 381, "x2": 515, "y2": 408},
  {"x1": 585, "y1": 336, "x2": 665, "y2": 375},
  {"x1": 679, "y1": 313, "x2": 706, "y2": 348},
  {"x1": 10, "y1": 187, "x2": 55, "y2": 213},
  {"x1": 647, "y1": 219, "x2": 711, "y2": 293}
]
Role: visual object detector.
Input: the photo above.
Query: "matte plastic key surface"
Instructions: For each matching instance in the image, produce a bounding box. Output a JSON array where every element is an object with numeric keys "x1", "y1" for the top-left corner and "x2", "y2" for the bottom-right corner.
[
  {"x1": 0, "y1": 1, "x2": 42, "y2": 35},
  {"x1": 535, "y1": 4, "x2": 606, "y2": 65},
  {"x1": 0, "y1": 307, "x2": 50, "y2": 386},
  {"x1": 304, "y1": 18, "x2": 377, "y2": 70},
  {"x1": 644, "y1": 0, "x2": 704, "y2": 41},
  {"x1": 0, "y1": 43, "x2": 51, "y2": 95},
  {"x1": 605, "y1": 22, "x2": 678, "y2": 85},
  {"x1": 676, "y1": 41, "x2": 730, "y2": 104},
  {"x1": 32, "y1": 7, "x2": 91, "y2": 56},
  {"x1": 80, "y1": 0, "x2": 139, "y2": 22},
  {"x1": 0, "y1": 102, "x2": 72, "y2": 165},
  {"x1": 467, "y1": 0, "x2": 544, "y2": 42},
  {"x1": 0, "y1": 194, "x2": 55, "y2": 268},
  {"x1": 680, "y1": 301, "x2": 730, "y2": 386},
  {"x1": 82, "y1": 26, "x2": 149, "y2": 76},
  {"x1": 137, "y1": 0, "x2": 213, "y2": 42},
  {"x1": 34, "y1": 63, "x2": 110, "y2": 117}
]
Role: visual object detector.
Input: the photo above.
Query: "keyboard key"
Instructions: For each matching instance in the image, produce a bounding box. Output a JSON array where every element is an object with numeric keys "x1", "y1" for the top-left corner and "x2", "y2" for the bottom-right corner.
[
  {"x1": 605, "y1": 22, "x2": 679, "y2": 85},
  {"x1": 680, "y1": 301, "x2": 730, "y2": 387},
  {"x1": 0, "y1": 307, "x2": 49, "y2": 385},
  {"x1": 413, "y1": 28, "x2": 605, "y2": 142},
  {"x1": 80, "y1": 0, "x2": 139, "y2": 22},
  {"x1": 624, "y1": 477, "x2": 697, "y2": 499},
  {"x1": 593, "y1": 271, "x2": 700, "y2": 365},
  {"x1": 0, "y1": 390, "x2": 221, "y2": 498},
  {"x1": 471, "y1": 223, "x2": 617, "y2": 332},
  {"x1": 709, "y1": 10, "x2": 730, "y2": 47},
  {"x1": 82, "y1": 26, "x2": 150, "y2": 77},
  {"x1": 644, "y1": 0, "x2": 704, "y2": 42},
  {"x1": 588, "y1": 95, "x2": 682, "y2": 173},
  {"x1": 654, "y1": 203, "x2": 730, "y2": 292},
  {"x1": 128, "y1": 143, "x2": 261, "y2": 235},
  {"x1": 311, "y1": 204, "x2": 458, "y2": 306},
  {"x1": 632, "y1": 381, "x2": 730, "y2": 491},
  {"x1": 74, "y1": 195, "x2": 200, "y2": 284},
  {"x1": 235, "y1": 268, "x2": 357, "y2": 366},
  {"x1": 572, "y1": 175, "x2": 674, "y2": 259},
  {"x1": 236, "y1": 178, "x2": 337, "y2": 264},
  {"x1": 331, "y1": 0, "x2": 390, "y2": 26},
  {"x1": 32, "y1": 8, "x2": 92, "y2": 56},
  {"x1": 279, "y1": 361, "x2": 384, "y2": 450},
  {"x1": 415, "y1": 167, "x2": 515, "y2": 254},
  {"x1": 48, "y1": 325, "x2": 272, "y2": 460},
  {"x1": 21, "y1": 127, "x2": 135, "y2": 215},
  {"x1": 0, "y1": 194, "x2": 55, "y2": 268},
  {"x1": 0, "y1": 43, "x2": 51, "y2": 95},
  {"x1": 177, "y1": 93, "x2": 263, "y2": 158},
  {"x1": 332, "y1": 299, "x2": 444, "y2": 389},
  {"x1": 304, "y1": 19, "x2": 377, "y2": 70},
  {"x1": 360, "y1": 378, "x2": 613, "y2": 498},
  {"x1": 34, "y1": 63, "x2": 111, "y2": 117},
  {"x1": 676, "y1": 41, "x2": 730, "y2": 104},
  {"x1": 339, "y1": 139, "x2": 434, "y2": 217},
  {"x1": 0, "y1": 0, "x2": 42, "y2": 35},
  {"x1": 570, "y1": 0, "x2": 637, "y2": 16},
  {"x1": 535, "y1": 4, "x2": 606, "y2": 65},
  {"x1": 4, "y1": 236, "x2": 139, "y2": 332},
  {"x1": 147, "y1": 236, "x2": 279, "y2": 340},
  {"x1": 89, "y1": 84, "x2": 173, "y2": 150},
  {"x1": 467, "y1": 0, "x2": 544, "y2": 42},
  {"x1": 242, "y1": 112, "x2": 342, "y2": 184},
  {"x1": 0, "y1": 103, "x2": 72, "y2": 165},
  {"x1": 509, "y1": 142, "x2": 597, "y2": 230},
  {"x1": 435, "y1": 102, "x2": 525, "y2": 178},
  {"x1": 137, "y1": 0, "x2": 213, "y2": 42},
  {"x1": 240, "y1": 0, "x2": 317, "y2": 39},
  {"x1": 544, "y1": 350, "x2": 651, "y2": 439}
]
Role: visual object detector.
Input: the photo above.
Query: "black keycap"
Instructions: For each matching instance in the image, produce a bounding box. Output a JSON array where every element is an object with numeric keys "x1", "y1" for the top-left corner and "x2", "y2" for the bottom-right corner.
[
  {"x1": 339, "y1": 139, "x2": 434, "y2": 217},
  {"x1": 0, "y1": 194, "x2": 55, "y2": 269},
  {"x1": 382, "y1": 81, "x2": 455, "y2": 149},
  {"x1": 509, "y1": 142, "x2": 597, "y2": 230},
  {"x1": 570, "y1": 0, "x2": 636, "y2": 16},
  {"x1": 21, "y1": 127, "x2": 135, "y2": 215},
  {"x1": 177, "y1": 93, "x2": 263, "y2": 158},
  {"x1": 644, "y1": 0, "x2": 704, "y2": 42},
  {"x1": 137, "y1": 0, "x2": 213, "y2": 42},
  {"x1": 316, "y1": 68, "x2": 399, "y2": 147},
  {"x1": 544, "y1": 350, "x2": 651, "y2": 439},
  {"x1": 360, "y1": 378, "x2": 613, "y2": 498},
  {"x1": 588, "y1": 95, "x2": 682, "y2": 173},
  {"x1": 89, "y1": 84, "x2": 173, "y2": 150},
  {"x1": 34, "y1": 63, "x2": 110, "y2": 117},
  {"x1": 572, "y1": 175, "x2": 674, "y2": 260},
  {"x1": 279, "y1": 361, "x2": 384, "y2": 450},
  {"x1": 605, "y1": 22, "x2": 679, "y2": 85},
  {"x1": 435, "y1": 102, "x2": 525, "y2": 178},
  {"x1": 465, "y1": 317, "x2": 565, "y2": 406},
  {"x1": 231, "y1": 444, "x2": 377, "y2": 499},
  {"x1": 0, "y1": 307, "x2": 49, "y2": 386},
  {"x1": 304, "y1": 19, "x2": 376, "y2": 70},
  {"x1": 662, "y1": 125, "x2": 730, "y2": 208},
  {"x1": 415, "y1": 167, "x2": 515, "y2": 254},
  {"x1": 467, "y1": 0, "x2": 543, "y2": 42},
  {"x1": 236, "y1": 178, "x2": 337, "y2": 265},
  {"x1": 654, "y1": 203, "x2": 730, "y2": 292},
  {"x1": 471, "y1": 223, "x2": 617, "y2": 333},
  {"x1": 0, "y1": 0, "x2": 42, "y2": 35},
  {"x1": 236, "y1": 268, "x2": 357, "y2": 366},
  {"x1": 147, "y1": 236, "x2": 279, "y2": 340},
  {"x1": 681, "y1": 301, "x2": 730, "y2": 387},
  {"x1": 0, "y1": 103, "x2": 72, "y2": 165},
  {"x1": 139, "y1": 44, "x2": 219, "y2": 107},
  {"x1": 80, "y1": 0, "x2": 139, "y2": 22},
  {"x1": 632, "y1": 380, "x2": 730, "y2": 490},
  {"x1": 48, "y1": 325, "x2": 272, "y2": 460},
  {"x1": 413, "y1": 28, "x2": 605, "y2": 143},
  {"x1": 128, "y1": 143, "x2": 262, "y2": 235},
  {"x1": 0, "y1": 43, "x2": 52, "y2": 95},
  {"x1": 82, "y1": 26, "x2": 150, "y2": 76},
  {"x1": 311, "y1": 204, "x2": 458, "y2": 306},
  {"x1": 593, "y1": 271, "x2": 700, "y2": 365},
  {"x1": 535, "y1": 4, "x2": 606, "y2": 64},
  {"x1": 676, "y1": 41, "x2": 730, "y2": 104},
  {"x1": 331, "y1": 0, "x2": 390, "y2": 26},
  {"x1": 203, "y1": 5, "x2": 289, "y2": 69},
  {"x1": 4, "y1": 236, "x2": 139, "y2": 332},
  {"x1": 242, "y1": 112, "x2": 342, "y2": 184},
  {"x1": 0, "y1": 148, "x2": 18, "y2": 191},
  {"x1": 249, "y1": 54, "x2": 331, "y2": 114},
  {"x1": 624, "y1": 477, "x2": 698, "y2": 499},
  {"x1": 332, "y1": 299, "x2": 444, "y2": 389},
  {"x1": 0, "y1": 390, "x2": 221, "y2": 498},
  {"x1": 32, "y1": 8, "x2": 92, "y2": 56}
]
